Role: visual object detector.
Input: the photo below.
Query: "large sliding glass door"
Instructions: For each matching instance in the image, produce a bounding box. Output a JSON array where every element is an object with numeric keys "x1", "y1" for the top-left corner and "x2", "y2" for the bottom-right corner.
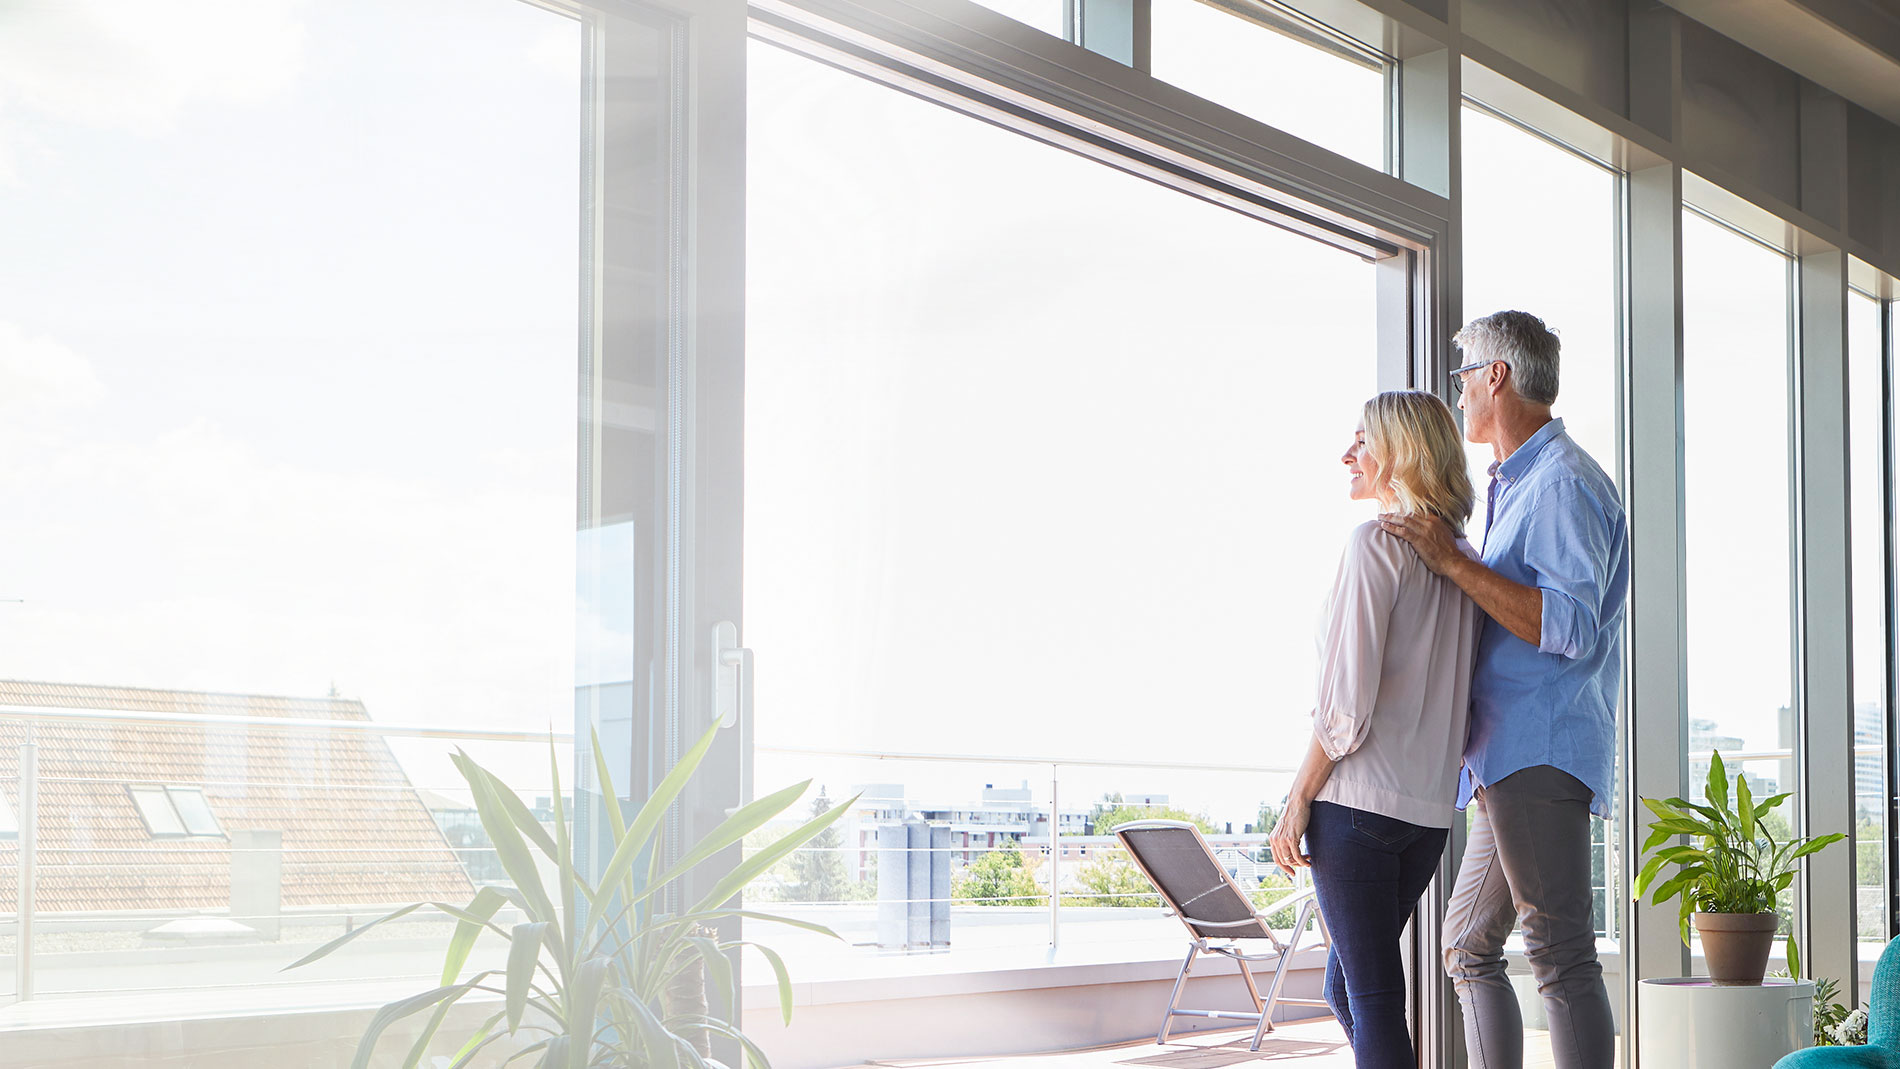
[
  {"x1": 1459, "y1": 101, "x2": 1626, "y2": 1065},
  {"x1": 742, "y1": 32, "x2": 1386, "y2": 980},
  {"x1": 699, "y1": 2, "x2": 1450, "y2": 1061},
  {"x1": 1680, "y1": 208, "x2": 1798, "y2": 966}
]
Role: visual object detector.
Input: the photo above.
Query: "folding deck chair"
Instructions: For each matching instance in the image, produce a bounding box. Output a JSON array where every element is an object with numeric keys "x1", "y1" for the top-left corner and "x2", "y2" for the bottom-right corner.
[{"x1": 1114, "y1": 819, "x2": 1331, "y2": 1051}]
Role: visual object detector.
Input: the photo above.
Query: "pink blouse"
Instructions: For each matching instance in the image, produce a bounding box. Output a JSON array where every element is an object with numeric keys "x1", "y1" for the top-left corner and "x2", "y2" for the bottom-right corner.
[{"x1": 1310, "y1": 519, "x2": 1483, "y2": 829}]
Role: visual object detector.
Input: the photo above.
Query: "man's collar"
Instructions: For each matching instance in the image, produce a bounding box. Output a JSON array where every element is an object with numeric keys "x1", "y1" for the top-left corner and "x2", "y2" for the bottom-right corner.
[{"x1": 1495, "y1": 417, "x2": 1565, "y2": 482}]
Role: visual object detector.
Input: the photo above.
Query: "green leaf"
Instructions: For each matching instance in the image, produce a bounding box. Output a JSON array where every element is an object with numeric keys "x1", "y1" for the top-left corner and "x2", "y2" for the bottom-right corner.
[
  {"x1": 504, "y1": 921, "x2": 550, "y2": 1035},
  {"x1": 1643, "y1": 797, "x2": 1687, "y2": 822},
  {"x1": 400, "y1": 995, "x2": 477, "y2": 1069},
  {"x1": 1788, "y1": 932, "x2": 1802, "y2": 978},
  {"x1": 689, "y1": 791, "x2": 862, "y2": 915},
  {"x1": 672, "y1": 1016, "x2": 774, "y2": 1069},
  {"x1": 1737, "y1": 774, "x2": 1756, "y2": 841},
  {"x1": 283, "y1": 902, "x2": 425, "y2": 971},
  {"x1": 592, "y1": 722, "x2": 723, "y2": 907},
  {"x1": 1650, "y1": 869, "x2": 1703, "y2": 906},
  {"x1": 456, "y1": 751, "x2": 560, "y2": 936},
  {"x1": 550, "y1": 737, "x2": 575, "y2": 962},
  {"x1": 495, "y1": 1038, "x2": 553, "y2": 1067},
  {"x1": 441, "y1": 1011, "x2": 507, "y2": 1069},
  {"x1": 1680, "y1": 807, "x2": 1727, "y2": 837},
  {"x1": 756, "y1": 941, "x2": 794, "y2": 1026},
  {"x1": 440, "y1": 887, "x2": 510, "y2": 986},
  {"x1": 619, "y1": 993, "x2": 683, "y2": 1069},
  {"x1": 1708, "y1": 750, "x2": 1729, "y2": 810},
  {"x1": 684, "y1": 936, "x2": 735, "y2": 1016},
  {"x1": 567, "y1": 958, "x2": 607, "y2": 1069},
  {"x1": 349, "y1": 976, "x2": 491, "y2": 1069},
  {"x1": 1633, "y1": 852, "x2": 1674, "y2": 898},
  {"x1": 1787, "y1": 833, "x2": 1849, "y2": 861},
  {"x1": 1641, "y1": 824, "x2": 1678, "y2": 853},
  {"x1": 648, "y1": 780, "x2": 813, "y2": 898},
  {"x1": 588, "y1": 726, "x2": 629, "y2": 840},
  {"x1": 462, "y1": 756, "x2": 558, "y2": 860}
]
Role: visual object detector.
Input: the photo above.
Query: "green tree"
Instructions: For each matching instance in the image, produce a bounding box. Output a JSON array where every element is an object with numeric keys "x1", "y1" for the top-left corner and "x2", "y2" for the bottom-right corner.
[
  {"x1": 1247, "y1": 870, "x2": 1301, "y2": 928},
  {"x1": 1857, "y1": 818, "x2": 1883, "y2": 887},
  {"x1": 1088, "y1": 792, "x2": 1219, "y2": 838},
  {"x1": 780, "y1": 789, "x2": 852, "y2": 903},
  {"x1": 953, "y1": 840, "x2": 1045, "y2": 906},
  {"x1": 1065, "y1": 848, "x2": 1160, "y2": 908}
]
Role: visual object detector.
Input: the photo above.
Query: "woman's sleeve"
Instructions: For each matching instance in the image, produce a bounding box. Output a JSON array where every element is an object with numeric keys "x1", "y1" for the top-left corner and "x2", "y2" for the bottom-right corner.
[{"x1": 1311, "y1": 529, "x2": 1400, "y2": 761}]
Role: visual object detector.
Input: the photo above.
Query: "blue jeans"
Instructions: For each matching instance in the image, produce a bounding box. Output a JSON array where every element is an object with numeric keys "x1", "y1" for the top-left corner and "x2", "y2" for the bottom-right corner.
[{"x1": 1306, "y1": 800, "x2": 1448, "y2": 1069}]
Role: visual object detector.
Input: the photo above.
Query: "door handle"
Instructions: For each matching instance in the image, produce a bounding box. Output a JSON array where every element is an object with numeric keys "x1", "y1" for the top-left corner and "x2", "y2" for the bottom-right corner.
[{"x1": 711, "y1": 621, "x2": 752, "y2": 730}]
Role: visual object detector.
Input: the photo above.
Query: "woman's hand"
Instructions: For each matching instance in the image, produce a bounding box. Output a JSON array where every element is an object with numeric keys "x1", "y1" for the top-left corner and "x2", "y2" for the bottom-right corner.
[{"x1": 1268, "y1": 801, "x2": 1311, "y2": 876}]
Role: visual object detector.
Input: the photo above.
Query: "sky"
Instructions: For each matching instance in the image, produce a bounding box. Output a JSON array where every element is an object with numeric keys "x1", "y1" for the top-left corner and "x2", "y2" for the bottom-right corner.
[
  {"x1": 0, "y1": 0, "x2": 583, "y2": 795},
  {"x1": 0, "y1": 0, "x2": 1878, "y2": 826}
]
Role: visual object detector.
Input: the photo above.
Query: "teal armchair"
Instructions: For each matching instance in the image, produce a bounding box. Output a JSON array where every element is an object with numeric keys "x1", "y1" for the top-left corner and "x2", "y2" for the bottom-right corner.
[{"x1": 1775, "y1": 936, "x2": 1900, "y2": 1068}]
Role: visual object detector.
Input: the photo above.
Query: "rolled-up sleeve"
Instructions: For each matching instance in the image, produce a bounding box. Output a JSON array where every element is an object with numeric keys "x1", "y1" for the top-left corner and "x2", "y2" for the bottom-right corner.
[
  {"x1": 1312, "y1": 528, "x2": 1400, "y2": 760},
  {"x1": 1528, "y1": 479, "x2": 1614, "y2": 660}
]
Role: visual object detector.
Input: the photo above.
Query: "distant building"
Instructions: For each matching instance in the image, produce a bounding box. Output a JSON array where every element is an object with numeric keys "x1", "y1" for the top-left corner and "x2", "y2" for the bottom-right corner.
[
  {"x1": 1855, "y1": 701, "x2": 1886, "y2": 820},
  {"x1": 844, "y1": 780, "x2": 1089, "y2": 877},
  {"x1": 0, "y1": 680, "x2": 473, "y2": 915},
  {"x1": 1691, "y1": 716, "x2": 1776, "y2": 801},
  {"x1": 1769, "y1": 703, "x2": 1885, "y2": 815}
]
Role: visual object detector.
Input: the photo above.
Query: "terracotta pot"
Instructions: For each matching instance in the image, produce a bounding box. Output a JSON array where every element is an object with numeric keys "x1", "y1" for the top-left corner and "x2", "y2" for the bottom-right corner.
[{"x1": 1694, "y1": 911, "x2": 1779, "y2": 985}]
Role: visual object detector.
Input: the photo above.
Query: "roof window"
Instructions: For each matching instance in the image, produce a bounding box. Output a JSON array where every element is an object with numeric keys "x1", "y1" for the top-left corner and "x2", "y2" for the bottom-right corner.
[{"x1": 127, "y1": 785, "x2": 224, "y2": 839}]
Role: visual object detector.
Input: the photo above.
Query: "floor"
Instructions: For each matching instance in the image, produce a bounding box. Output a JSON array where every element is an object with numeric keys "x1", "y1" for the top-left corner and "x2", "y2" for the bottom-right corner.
[{"x1": 839, "y1": 1019, "x2": 1579, "y2": 1068}]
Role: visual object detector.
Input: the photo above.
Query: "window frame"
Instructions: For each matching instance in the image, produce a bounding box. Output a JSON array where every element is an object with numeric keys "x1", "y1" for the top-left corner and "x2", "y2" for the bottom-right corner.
[{"x1": 126, "y1": 784, "x2": 225, "y2": 840}]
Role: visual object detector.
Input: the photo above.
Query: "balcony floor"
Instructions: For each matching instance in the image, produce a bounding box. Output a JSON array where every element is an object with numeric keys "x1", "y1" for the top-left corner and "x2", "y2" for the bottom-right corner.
[{"x1": 840, "y1": 1019, "x2": 1576, "y2": 1068}]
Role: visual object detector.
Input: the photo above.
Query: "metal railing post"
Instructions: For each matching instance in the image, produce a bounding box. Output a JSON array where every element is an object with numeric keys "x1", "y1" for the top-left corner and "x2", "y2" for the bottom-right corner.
[
  {"x1": 1048, "y1": 764, "x2": 1060, "y2": 953},
  {"x1": 16, "y1": 742, "x2": 36, "y2": 1002}
]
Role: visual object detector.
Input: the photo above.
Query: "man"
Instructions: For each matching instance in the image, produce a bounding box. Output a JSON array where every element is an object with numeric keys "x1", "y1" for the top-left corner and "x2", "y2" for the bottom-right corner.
[{"x1": 1380, "y1": 310, "x2": 1627, "y2": 1069}]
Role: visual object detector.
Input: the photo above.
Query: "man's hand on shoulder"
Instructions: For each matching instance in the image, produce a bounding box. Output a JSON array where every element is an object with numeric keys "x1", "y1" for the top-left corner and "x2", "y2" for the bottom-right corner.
[{"x1": 1378, "y1": 512, "x2": 1463, "y2": 576}]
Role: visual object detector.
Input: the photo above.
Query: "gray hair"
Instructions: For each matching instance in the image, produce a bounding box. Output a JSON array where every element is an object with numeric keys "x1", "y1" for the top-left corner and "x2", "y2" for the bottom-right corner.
[{"x1": 1453, "y1": 310, "x2": 1560, "y2": 405}]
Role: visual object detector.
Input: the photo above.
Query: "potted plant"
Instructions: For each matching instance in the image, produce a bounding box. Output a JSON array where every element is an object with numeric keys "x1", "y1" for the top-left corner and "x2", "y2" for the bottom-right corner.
[
  {"x1": 288, "y1": 723, "x2": 853, "y2": 1067},
  {"x1": 1633, "y1": 750, "x2": 1846, "y2": 985}
]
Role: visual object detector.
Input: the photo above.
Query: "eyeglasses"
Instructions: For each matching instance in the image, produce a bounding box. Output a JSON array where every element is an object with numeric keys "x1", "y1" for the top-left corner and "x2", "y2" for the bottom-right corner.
[{"x1": 1449, "y1": 359, "x2": 1502, "y2": 394}]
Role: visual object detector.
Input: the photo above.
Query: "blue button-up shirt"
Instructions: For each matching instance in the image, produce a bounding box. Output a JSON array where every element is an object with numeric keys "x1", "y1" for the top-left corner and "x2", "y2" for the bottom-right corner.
[{"x1": 1460, "y1": 418, "x2": 1628, "y2": 819}]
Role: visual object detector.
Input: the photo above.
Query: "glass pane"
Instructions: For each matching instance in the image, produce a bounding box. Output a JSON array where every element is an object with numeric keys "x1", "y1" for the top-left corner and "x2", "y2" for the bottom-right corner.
[
  {"x1": 971, "y1": 0, "x2": 1065, "y2": 36},
  {"x1": 168, "y1": 787, "x2": 224, "y2": 837},
  {"x1": 1849, "y1": 290, "x2": 1888, "y2": 949},
  {"x1": 129, "y1": 786, "x2": 187, "y2": 837},
  {"x1": 1681, "y1": 209, "x2": 1795, "y2": 962},
  {"x1": 0, "y1": 0, "x2": 585, "y2": 1023},
  {"x1": 1149, "y1": 0, "x2": 1386, "y2": 171},
  {"x1": 1461, "y1": 104, "x2": 1624, "y2": 1062},
  {"x1": 746, "y1": 37, "x2": 1376, "y2": 981}
]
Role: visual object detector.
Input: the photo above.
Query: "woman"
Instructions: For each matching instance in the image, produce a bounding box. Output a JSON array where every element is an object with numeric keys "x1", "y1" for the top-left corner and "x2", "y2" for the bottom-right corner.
[{"x1": 1268, "y1": 390, "x2": 1481, "y2": 1069}]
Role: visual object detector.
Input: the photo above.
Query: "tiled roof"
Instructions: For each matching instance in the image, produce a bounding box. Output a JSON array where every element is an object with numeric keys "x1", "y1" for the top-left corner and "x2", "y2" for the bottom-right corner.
[{"x1": 0, "y1": 681, "x2": 474, "y2": 914}]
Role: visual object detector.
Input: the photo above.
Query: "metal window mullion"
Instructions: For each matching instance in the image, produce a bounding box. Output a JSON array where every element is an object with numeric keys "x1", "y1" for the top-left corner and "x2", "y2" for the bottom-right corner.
[
  {"x1": 1624, "y1": 163, "x2": 1690, "y2": 1040},
  {"x1": 1796, "y1": 247, "x2": 1857, "y2": 992},
  {"x1": 1402, "y1": 39, "x2": 1459, "y2": 1066},
  {"x1": 1887, "y1": 296, "x2": 1900, "y2": 941}
]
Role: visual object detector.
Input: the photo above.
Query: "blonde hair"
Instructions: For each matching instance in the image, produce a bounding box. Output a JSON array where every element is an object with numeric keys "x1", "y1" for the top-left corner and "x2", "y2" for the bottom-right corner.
[{"x1": 1362, "y1": 390, "x2": 1475, "y2": 531}]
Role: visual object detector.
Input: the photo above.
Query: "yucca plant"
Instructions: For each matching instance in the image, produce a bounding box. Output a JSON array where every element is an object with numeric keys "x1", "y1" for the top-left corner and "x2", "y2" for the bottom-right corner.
[
  {"x1": 1633, "y1": 749, "x2": 1845, "y2": 974},
  {"x1": 287, "y1": 723, "x2": 854, "y2": 1068}
]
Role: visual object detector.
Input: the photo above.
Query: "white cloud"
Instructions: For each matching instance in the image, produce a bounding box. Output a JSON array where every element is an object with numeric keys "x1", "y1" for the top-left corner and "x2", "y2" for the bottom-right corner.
[
  {"x1": 0, "y1": 0, "x2": 307, "y2": 136},
  {"x1": 0, "y1": 321, "x2": 104, "y2": 417}
]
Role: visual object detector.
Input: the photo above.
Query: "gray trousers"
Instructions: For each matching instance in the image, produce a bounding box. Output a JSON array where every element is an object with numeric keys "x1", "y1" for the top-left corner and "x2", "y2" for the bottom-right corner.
[{"x1": 1443, "y1": 765, "x2": 1615, "y2": 1069}]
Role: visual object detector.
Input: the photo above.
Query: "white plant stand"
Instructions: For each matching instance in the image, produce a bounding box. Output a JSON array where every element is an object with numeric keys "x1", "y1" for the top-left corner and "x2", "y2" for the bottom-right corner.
[{"x1": 1636, "y1": 977, "x2": 1814, "y2": 1067}]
